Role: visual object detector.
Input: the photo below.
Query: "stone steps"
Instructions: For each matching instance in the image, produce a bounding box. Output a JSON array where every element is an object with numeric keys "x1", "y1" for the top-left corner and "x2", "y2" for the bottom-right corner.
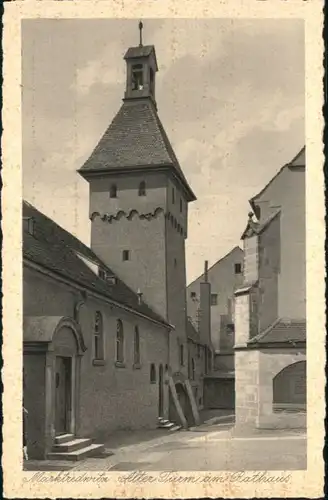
[
  {"x1": 55, "y1": 434, "x2": 75, "y2": 445},
  {"x1": 52, "y1": 437, "x2": 92, "y2": 453},
  {"x1": 157, "y1": 418, "x2": 182, "y2": 432},
  {"x1": 48, "y1": 435, "x2": 105, "y2": 461}
]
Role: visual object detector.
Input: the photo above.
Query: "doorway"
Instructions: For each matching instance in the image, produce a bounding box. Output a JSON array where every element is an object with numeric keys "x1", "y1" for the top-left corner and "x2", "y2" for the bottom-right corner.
[
  {"x1": 158, "y1": 364, "x2": 164, "y2": 417},
  {"x1": 55, "y1": 356, "x2": 72, "y2": 435}
]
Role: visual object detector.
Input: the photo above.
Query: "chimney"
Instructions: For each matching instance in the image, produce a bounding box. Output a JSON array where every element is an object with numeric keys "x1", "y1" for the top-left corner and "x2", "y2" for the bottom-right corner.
[
  {"x1": 199, "y1": 260, "x2": 211, "y2": 347},
  {"x1": 204, "y1": 260, "x2": 209, "y2": 282}
]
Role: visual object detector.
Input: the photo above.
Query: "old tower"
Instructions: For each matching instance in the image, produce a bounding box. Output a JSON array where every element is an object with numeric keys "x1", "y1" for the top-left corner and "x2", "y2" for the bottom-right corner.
[{"x1": 78, "y1": 23, "x2": 196, "y2": 375}]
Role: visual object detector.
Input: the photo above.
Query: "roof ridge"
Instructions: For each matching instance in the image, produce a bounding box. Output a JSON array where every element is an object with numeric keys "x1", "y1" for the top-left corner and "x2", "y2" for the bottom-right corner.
[{"x1": 78, "y1": 98, "x2": 196, "y2": 201}]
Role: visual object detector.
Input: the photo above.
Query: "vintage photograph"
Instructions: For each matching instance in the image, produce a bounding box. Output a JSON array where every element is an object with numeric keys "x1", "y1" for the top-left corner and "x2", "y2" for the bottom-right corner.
[
  {"x1": 22, "y1": 19, "x2": 307, "y2": 471},
  {"x1": 21, "y1": 17, "x2": 307, "y2": 473},
  {"x1": 22, "y1": 19, "x2": 306, "y2": 471}
]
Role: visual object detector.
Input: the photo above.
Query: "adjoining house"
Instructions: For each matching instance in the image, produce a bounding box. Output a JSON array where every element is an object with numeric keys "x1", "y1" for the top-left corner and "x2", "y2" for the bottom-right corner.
[
  {"x1": 187, "y1": 248, "x2": 244, "y2": 410},
  {"x1": 234, "y1": 147, "x2": 306, "y2": 432},
  {"x1": 23, "y1": 201, "x2": 172, "y2": 459},
  {"x1": 23, "y1": 33, "x2": 207, "y2": 460}
]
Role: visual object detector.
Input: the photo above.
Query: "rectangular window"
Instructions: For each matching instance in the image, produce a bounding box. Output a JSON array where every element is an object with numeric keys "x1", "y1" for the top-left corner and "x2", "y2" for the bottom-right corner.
[
  {"x1": 180, "y1": 198, "x2": 183, "y2": 212},
  {"x1": 172, "y1": 187, "x2": 175, "y2": 204},
  {"x1": 211, "y1": 293, "x2": 218, "y2": 306},
  {"x1": 122, "y1": 250, "x2": 130, "y2": 261},
  {"x1": 235, "y1": 263, "x2": 242, "y2": 274},
  {"x1": 190, "y1": 291, "x2": 196, "y2": 299}
]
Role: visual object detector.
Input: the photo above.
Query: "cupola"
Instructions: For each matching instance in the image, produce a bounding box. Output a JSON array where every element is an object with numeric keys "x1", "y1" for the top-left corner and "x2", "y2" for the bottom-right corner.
[{"x1": 123, "y1": 21, "x2": 158, "y2": 105}]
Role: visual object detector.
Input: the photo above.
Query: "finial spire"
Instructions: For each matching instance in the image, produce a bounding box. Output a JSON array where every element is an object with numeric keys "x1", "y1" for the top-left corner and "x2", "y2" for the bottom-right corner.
[{"x1": 139, "y1": 20, "x2": 143, "y2": 47}]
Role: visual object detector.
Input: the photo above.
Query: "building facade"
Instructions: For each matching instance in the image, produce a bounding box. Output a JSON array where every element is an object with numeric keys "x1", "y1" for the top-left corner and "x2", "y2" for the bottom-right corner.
[
  {"x1": 187, "y1": 247, "x2": 244, "y2": 353},
  {"x1": 234, "y1": 147, "x2": 306, "y2": 432},
  {"x1": 23, "y1": 202, "x2": 172, "y2": 459},
  {"x1": 187, "y1": 248, "x2": 244, "y2": 410}
]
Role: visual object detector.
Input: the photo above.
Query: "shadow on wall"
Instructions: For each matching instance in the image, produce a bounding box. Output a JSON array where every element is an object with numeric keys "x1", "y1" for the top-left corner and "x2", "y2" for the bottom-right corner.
[
  {"x1": 273, "y1": 360, "x2": 306, "y2": 413},
  {"x1": 169, "y1": 383, "x2": 195, "y2": 427},
  {"x1": 204, "y1": 378, "x2": 235, "y2": 410}
]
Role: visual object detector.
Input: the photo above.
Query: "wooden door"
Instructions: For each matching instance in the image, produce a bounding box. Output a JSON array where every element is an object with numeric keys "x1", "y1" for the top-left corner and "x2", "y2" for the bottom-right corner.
[{"x1": 55, "y1": 357, "x2": 71, "y2": 435}]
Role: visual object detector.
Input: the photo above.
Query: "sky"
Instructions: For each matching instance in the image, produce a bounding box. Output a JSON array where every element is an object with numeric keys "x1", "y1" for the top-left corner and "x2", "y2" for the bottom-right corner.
[{"x1": 22, "y1": 18, "x2": 305, "y2": 284}]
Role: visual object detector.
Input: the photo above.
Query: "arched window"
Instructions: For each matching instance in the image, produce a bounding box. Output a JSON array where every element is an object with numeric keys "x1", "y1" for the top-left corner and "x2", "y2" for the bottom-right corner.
[
  {"x1": 110, "y1": 184, "x2": 117, "y2": 198},
  {"x1": 150, "y1": 363, "x2": 156, "y2": 383},
  {"x1": 116, "y1": 319, "x2": 124, "y2": 363},
  {"x1": 134, "y1": 326, "x2": 141, "y2": 365},
  {"x1": 138, "y1": 181, "x2": 146, "y2": 196},
  {"x1": 94, "y1": 311, "x2": 104, "y2": 360},
  {"x1": 132, "y1": 64, "x2": 144, "y2": 90},
  {"x1": 192, "y1": 358, "x2": 195, "y2": 380}
]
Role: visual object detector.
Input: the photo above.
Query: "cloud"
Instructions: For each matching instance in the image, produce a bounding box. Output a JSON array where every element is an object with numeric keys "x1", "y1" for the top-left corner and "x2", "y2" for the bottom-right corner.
[
  {"x1": 72, "y1": 44, "x2": 125, "y2": 97},
  {"x1": 22, "y1": 19, "x2": 305, "y2": 283}
]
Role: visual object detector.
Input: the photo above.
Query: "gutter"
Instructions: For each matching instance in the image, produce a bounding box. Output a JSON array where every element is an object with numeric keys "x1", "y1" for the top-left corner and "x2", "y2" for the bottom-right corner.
[{"x1": 24, "y1": 257, "x2": 174, "y2": 332}]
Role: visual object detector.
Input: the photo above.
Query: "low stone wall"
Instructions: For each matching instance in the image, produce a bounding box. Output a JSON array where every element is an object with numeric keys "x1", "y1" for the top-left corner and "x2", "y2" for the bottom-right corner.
[
  {"x1": 234, "y1": 350, "x2": 259, "y2": 430},
  {"x1": 234, "y1": 347, "x2": 306, "y2": 433}
]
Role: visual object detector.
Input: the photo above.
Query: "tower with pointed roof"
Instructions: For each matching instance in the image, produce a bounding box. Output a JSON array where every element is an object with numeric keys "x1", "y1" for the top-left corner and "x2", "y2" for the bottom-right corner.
[{"x1": 78, "y1": 27, "x2": 196, "y2": 375}]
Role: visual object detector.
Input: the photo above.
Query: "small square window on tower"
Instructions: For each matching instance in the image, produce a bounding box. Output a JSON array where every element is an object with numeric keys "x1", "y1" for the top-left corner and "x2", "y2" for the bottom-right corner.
[
  {"x1": 211, "y1": 293, "x2": 218, "y2": 306},
  {"x1": 122, "y1": 250, "x2": 130, "y2": 261},
  {"x1": 235, "y1": 263, "x2": 242, "y2": 274},
  {"x1": 190, "y1": 291, "x2": 197, "y2": 300}
]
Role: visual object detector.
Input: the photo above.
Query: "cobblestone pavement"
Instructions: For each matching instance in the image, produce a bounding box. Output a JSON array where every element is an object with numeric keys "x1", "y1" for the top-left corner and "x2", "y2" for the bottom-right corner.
[{"x1": 71, "y1": 426, "x2": 307, "y2": 472}]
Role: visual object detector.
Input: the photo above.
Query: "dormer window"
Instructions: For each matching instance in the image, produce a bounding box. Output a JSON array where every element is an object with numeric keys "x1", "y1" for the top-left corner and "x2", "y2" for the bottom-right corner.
[
  {"x1": 132, "y1": 64, "x2": 144, "y2": 90},
  {"x1": 138, "y1": 181, "x2": 146, "y2": 196},
  {"x1": 110, "y1": 184, "x2": 117, "y2": 198},
  {"x1": 98, "y1": 268, "x2": 106, "y2": 280}
]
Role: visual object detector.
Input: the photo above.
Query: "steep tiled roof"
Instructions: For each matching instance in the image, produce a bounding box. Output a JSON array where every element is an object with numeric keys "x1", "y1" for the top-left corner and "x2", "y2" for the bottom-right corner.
[
  {"x1": 248, "y1": 319, "x2": 306, "y2": 345},
  {"x1": 23, "y1": 201, "x2": 170, "y2": 327},
  {"x1": 78, "y1": 99, "x2": 196, "y2": 201}
]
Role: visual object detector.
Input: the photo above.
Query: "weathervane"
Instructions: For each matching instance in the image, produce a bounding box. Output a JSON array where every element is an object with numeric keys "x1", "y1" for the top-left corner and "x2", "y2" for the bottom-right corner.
[{"x1": 139, "y1": 20, "x2": 143, "y2": 47}]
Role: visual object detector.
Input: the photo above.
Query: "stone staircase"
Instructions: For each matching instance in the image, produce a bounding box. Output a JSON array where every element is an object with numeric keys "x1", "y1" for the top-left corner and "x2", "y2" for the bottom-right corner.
[
  {"x1": 157, "y1": 417, "x2": 182, "y2": 432},
  {"x1": 48, "y1": 433, "x2": 105, "y2": 461}
]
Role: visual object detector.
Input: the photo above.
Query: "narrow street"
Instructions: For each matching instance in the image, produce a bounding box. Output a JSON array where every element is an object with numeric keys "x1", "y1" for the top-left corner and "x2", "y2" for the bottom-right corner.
[{"x1": 71, "y1": 424, "x2": 306, "y2": 472}]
